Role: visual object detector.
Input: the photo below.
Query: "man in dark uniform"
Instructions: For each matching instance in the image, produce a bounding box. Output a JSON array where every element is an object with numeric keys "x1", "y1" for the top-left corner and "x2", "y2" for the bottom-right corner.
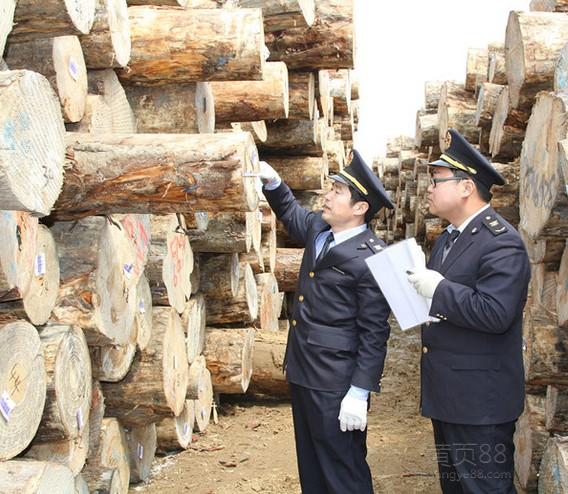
[
  {"x1": 259, "y1": 150, "x2": 393, "y2": 494},
  {"x1": 408, "y1": 129, "x2": 531, "y2": 493}
]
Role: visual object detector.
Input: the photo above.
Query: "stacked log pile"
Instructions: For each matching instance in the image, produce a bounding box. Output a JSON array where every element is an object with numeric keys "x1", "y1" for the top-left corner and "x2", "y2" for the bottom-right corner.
[
  {"x1": 0, "y1": 0, "x2": 357, "y2": 489},
  {"x1": 372, "y1": 6, "x2": 568, "y2": 493}
]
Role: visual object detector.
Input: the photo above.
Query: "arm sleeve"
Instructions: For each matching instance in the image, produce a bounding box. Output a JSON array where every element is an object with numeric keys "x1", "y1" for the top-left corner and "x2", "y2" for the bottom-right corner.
[
  {"x1": 429, "y1": 238, "x2": 530, "y2": 334},
  {"x1": 351, "y1": 269, "x2": 392, "y2": 392}
]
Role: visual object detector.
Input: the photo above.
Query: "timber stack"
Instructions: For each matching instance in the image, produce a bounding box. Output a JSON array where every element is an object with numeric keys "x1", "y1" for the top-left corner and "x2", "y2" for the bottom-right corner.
[
  {"x1": 0, "y1": 0, "x2": 358, "y2": 490},
  {"x1": 372, "y1": 3, "x2": 568, "y2": 492}
]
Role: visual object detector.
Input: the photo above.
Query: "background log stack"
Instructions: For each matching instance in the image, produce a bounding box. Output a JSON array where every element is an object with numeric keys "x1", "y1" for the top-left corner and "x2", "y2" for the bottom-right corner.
[
  {"x1": 0, "y1": 0, "x2": 358, "y2": 489},
  {"x1": 371, "y1": 5, "x2": 568, "y2": 492}
]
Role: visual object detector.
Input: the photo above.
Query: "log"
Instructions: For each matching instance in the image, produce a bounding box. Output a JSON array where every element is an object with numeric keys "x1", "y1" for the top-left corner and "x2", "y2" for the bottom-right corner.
[
  {"x1": 248, "y1": 329, "x2": 288, "y2": 396},
  {"x1": 475, "y1": 83, "x2": 505, "y2": 129},
  {"x1": 193, "y1": 365, "x2": 212, "y2": 432},
  {"x1": 238, "y1": 121, "x2": 267, "y2": 143},
  {"x1": 415, "y1": 110, "x2": 438, "y2": 150},
  {"x1": 189, "y1": 212, "x2": 258, "y2": 254},
  {"x1": 11, "y1": 0, "x2": 95, "y2": 40},
  {"x1": 187, "y1": 355, "x2": 208, "y2": 400},
  {"x1": 124, "y1": 423, "x2": 156, "y2": 483},
  {"x1": 0, "y1": 461, "x2": 75, "y2": 492},
  {"x1": 288, "y1": 71, "x2": 315, "y2": 120},
  {"x1": 119, "y1": 6, "x2": 264, "y2": 84},
  {"x1": 0, "y1": 321, "x2": 46, "y2": 461},
  {"x1": 50, "y1": 217, "x2": 138, "y2": 345},
  {"x1": 80, "y1": 0, "x2": 131, "y2": 68},
  {"x1": 505, "y1": 11, "x2": 568, "y2": 110},
  {"x1": 545, "y1": 385, "x2": 568, "y2": 433},
  {"x1": 0, "y1": 70, "x2": 65, "y2": 215},
  {"x1": 265, "y1": 0, "x2": 354, "y2": 71},
  {"x1": 90, "y1": 341, "x2": 136, "y2": 382},
  {"x1": 156, "y1": 399, "x2": 194, "y2": 451},
  {"x1": 555, "y1": 41, "x2": 568, "y2": 94},
  {"x1": 262, "y1": 220, "x2": 277, "y2": 274},
  {"x1": 25, "y1": 421, "x2": 89, "y2": 475},
  {"x1": 203, "y1": 327, "x2": 255, "y2": 394},
  {"x1": 51, "y1": 132, "x2": 259, "y2": 218},
  {"x1": 147, "y1": 214, "x2": 193, "y2": 313},
  {"x1": 34, "y1": 324, "x2": 91, "y2": 443},
  {"x1": 240, "y1": 0, "x2": 315, "y2": 32},
  {"x1": 424, "y1": 80, "x2": 443, "y2": 110},
  {"x1": 211, "y1": 61, "x2": 288, "y2": 123},
  {"x1": 329, "y1": 69, "x2": 351, "y2": 117},
  {"x1": 82, "y1": 417, "x2": 129, "y2": 494},
  {"x1": 558, "y1": 241, "x2": 568, "y2": 327},
  {"x1": 437, "y1": 81, "x2": 479, "y2": 152},
  {"x1": 125, "y1": 82, "x2": 214, "y2": 133},
  {"x1": 254, "y1": 273, "x2": 280, "y2": 332},
  {"x1": 490, "y1": 162, "x2": 520, "y2": 226},
  {"x1": 5, "y1": 36, "x2": 88, "y2": 123},
  {"x1": 0, "y1": 0, "x2": 16, "y2": 55},
  {"x1": 87, "y1": 380, "x2": 104, "y2": 456},
  {"x1": 75, "y1": 474, "x2": 89, "y2": 493},
  {"x1": 260, "y1": 118, "x2": 320, "y2": 156},
  {"x1": 65, "y1": 94, "x2": 112, "y2": 133},
  {"x1": 315, "y1": 70, "x2": 330, "y2": 121},
  {"x1": 274, "y1": 248, "x2": 302, "y2": 292},
  {"x1": 200, "y1": 253, "x2": 240, "y2": 300},
  {"x1": 531, "y1": 0, "x2": 568, "y2": 10},
  {"x1": 326, "y1": 139, "x2": 346, "y2": 173},
  {"x1": 538, "y1": 436, "x2": 568, "y2": 493},
  {"x1": 524, "y1": 304, "x2": 568, "y2": 386},
  {"x1": 134, "y1": 273, "x2": 152, "y2": 351},
  {"x1": 520, "y1": 93, "x2": 568, "y2": 239},
  {"x1": 465, "y1": 47, "x2": 488, "y2": 92},
  {"x1": 487, "y1": 42, "x2": 506, "y2": 85},
  {"x1": 102, "y1": 306, "x2": 189, "y2": 425},
  {"x1": 206, "y1": 262, "x2": 258, "y2": 324},
  {"x1": 266, "y1": 155, "x2": 328, "y2": 190},
  {"x1": 85, "y1": 69, "x2": 137, "y2": 132},
  {"x1": 386, "y1": 135, "x2": 415, "y2": 158},
  {"x1": 513, "y1": 394, "x2": 548, "y2": 492},
  {"x1": 127, "y1": 0, "x2": 188, "y2": 5},
  {"x1": 182, "y1": 295, "x2": 206, "y2": 365}
]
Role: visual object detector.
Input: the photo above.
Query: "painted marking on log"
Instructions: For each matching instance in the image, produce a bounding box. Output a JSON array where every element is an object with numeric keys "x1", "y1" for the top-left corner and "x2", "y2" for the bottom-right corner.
[
  {"x1": 0, "y1": 391, "x2": 15, "y2": 422},
  {"x1": 139, "y1": 299, "x2": 145, "y2": 314},
  {"x1": 137, "y1": 442, "x2": 144, "y2": 460},
  {"x1": 76, "y1": 408, "x2": 84, "y2": 431},
  {"x1": 34, "y1": 253, "x2": 46, "y2": 277},
  {"x1": 68, "y1": 58, "x2": 79, "y2": 82}
]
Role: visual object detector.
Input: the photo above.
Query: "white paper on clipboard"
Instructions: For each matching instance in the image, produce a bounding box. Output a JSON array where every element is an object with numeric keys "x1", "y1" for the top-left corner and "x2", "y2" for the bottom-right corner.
[{"x1": 365, "y1": 238, "x2": 437, "y2": 330}]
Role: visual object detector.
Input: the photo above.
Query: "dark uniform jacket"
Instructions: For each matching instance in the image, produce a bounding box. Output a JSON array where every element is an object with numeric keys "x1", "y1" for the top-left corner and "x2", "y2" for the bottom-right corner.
[
  {"x1": 264, "y1": 182, "x2": 391, "y2": 392},
  {"x1": 421, "y1": 207, "x2": 531, "y2": 425}
]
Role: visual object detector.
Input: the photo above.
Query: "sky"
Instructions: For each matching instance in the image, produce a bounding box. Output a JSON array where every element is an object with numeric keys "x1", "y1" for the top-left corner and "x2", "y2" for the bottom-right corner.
[{"x1": 353, "y1": 0, "x2": 531, "y2": 163}]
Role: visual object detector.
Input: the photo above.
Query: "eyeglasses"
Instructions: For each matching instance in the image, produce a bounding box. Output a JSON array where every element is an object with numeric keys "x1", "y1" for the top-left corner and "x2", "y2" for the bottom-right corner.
[{"x1": 429, "y1": 177, "x2": 466, "y2": 188}]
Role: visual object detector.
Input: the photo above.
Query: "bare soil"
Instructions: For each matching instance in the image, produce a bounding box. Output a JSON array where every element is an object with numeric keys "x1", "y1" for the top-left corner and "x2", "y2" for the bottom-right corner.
[{"x1": 131, "y1": 322, "x2": 441, "y2": 494}]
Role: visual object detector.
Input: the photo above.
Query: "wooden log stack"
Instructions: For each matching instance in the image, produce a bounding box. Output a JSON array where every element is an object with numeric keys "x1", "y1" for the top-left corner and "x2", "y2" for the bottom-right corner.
[{"x1": 0, "y1": 0, "x2": 358, "y2": 489}]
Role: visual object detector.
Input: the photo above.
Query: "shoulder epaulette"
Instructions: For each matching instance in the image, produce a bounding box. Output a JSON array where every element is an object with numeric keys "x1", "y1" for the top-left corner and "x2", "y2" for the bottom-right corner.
[{"x1": 481, "y1": 214, "x2": 508, "y2": 236}]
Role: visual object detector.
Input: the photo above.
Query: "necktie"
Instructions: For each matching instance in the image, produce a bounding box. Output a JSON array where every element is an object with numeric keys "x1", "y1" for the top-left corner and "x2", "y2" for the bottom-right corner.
[
  {"x1": 442, "y1": 229, "x2": 460, "y2": 263},
  {"x1": 316, "y1": 232, "x2": 334, "y2": 263}
]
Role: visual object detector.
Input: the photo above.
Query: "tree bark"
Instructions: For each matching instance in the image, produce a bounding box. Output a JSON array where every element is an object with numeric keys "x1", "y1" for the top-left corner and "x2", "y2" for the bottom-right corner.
[
  {"x1": 465, "y1": 47, "x2": 488, "y2": 92},
  {"x1": 437, "y1": 81, "x2": 479, "y2": 152},
  {"x1": 513, "y1": 394, "x2": 548, "y2": 492},
  {"x1": 127, "y1": 0, "x2": 188, "y2": 6},
  {"x1": 182, "y1": 295, "x2": 206, "y2": 365},
  {"x1": 240, "y1": 0, "x2": 315, "y2": 32},
  {"x1": 505, "y1": 11, "x2": 568, "y2": 110},
  {"x1": 415, "y1": 110, "x2": 439, "y2": 150},
  {"x1": 211, "y1": 62, "x2": 288, "y2": 123},
  {"x1": 248, "y1": 329, "x2": 289, "y2": 396},
  {"x1": 11, "y1": 0, "x2": 95, "y2": 40},
  {"x1": 288, "y1": 71, "x2": 315, "y2": 120},
  {"x1": 82, "y1": 417, "x2": 130, "y2": 494},
  {"x1": 265, "y1": 0, "x2": 354, "y2": 71},
  {"x1": 189, "y1": 212, "x2": 259, "y2": 253},
  {"x1": 5, "y1": 36, "x2": 88, "y2": 123},
  {"x1": 260, "y1": 117, "x2": 320, "y2": 156},
  {"x1": 520, "y1": 93, "x2": 568, "y2": 239},
  {"x1": 124, "y1": 423, "x2": 156, "y2": 483},
  {"x1": 329, "y1": 69, "x2": 351, "y2": 117},
  {"x1": 51, "y1": 132, "x2": 259, "y2": 218},
  {"x1": 545, "y1": 384, "x2": 568, "y2": 432},
  {"x1": 424, "y1": 80, "x2": 443, "y2": 110},
  {"x1": 119, "y1": 6, "x2": 264, "y2": 84},
  {"x1": 558, "y1": 241, "x2": 568, "y2": 327},
  {"x1": 537, "y1": 436, "x2": 568, "y2": 493},
  {"x1": 265, "y1": 155, "x2": 328, "y2": 190},
  {"x1": 274, "y1": 248, "x2": 303, "y2": 292},
  {"x1": 156, "y1": 399, "x2": 194, "y2": 451},
  {"x1": 33, "y1": 324, "x2": 91, "y2": 443},
  {"x1": 0, "y1": 461, "x2": 75, "y2": 492},
  {"x1": 86, "y1": 69, "x2": 137, "y2": 132},
  {"x1": 475, "y1": 83, "x2": 505, "y2": 129},
  {"x1": 487, "y1": 43, "x2": 507, "y2": 85},
  {"x1": 206, "y1": 262, "x2": 258, "y2": 324},
  {"x1": 80, "y1": 0, "x2": 131, "y2": 68},
  {"x1": 203, "y1": 327, "x2": 255, "y2": 394},
  {"x1": 326, "y1": 139, "x2": 346, "y2": 173},
  {"x1": 199, "y1": 253, "x2": 240, "y2": 300},
  {"x1": 125, "y1": 82, "x2": 214, "y2": 133},
  {"x1": 0, "y1": 70, "x2": 65, "y2": 215},
  {"x1": 102, "y1": 306, "x2": 189, "y2": 425},
  {"x1": 0, "y1": 320, "x2": 47, "y2": 461}
]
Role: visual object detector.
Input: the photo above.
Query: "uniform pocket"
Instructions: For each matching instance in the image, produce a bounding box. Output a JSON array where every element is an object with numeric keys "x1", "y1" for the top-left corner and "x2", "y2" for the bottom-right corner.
[
  {"x1": 450, "y1": 355, "x2": 501, "y2": 370},
  {"x1": 307, "y1": 329, "x2": 356, "y2": 352}
]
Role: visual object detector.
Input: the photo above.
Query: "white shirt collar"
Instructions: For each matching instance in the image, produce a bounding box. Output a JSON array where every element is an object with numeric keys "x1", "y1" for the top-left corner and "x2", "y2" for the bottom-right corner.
[
  {"x1": 331, "y1": 223, "x2": 368, "y2": 246},
  {"x1": 447, "y1": 203, "x2": 491, "y2": 234}
]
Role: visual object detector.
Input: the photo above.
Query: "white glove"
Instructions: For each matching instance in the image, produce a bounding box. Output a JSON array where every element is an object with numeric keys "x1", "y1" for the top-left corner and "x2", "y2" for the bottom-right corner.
[
  {"x1": 338, "y1": 393, "x2": 367, "y2": 432},
  {"x1": 408, "y1": 268, "x2": 445, "y2": 299},
  {"x1": 259, "y1": 161, "x2": 280, "y2": 187}
]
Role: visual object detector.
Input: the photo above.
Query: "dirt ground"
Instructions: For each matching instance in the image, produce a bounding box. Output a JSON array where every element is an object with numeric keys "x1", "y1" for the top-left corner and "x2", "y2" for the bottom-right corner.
[{"x1": 131, "y1": 322, "x2": 441, "y2": 494}]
